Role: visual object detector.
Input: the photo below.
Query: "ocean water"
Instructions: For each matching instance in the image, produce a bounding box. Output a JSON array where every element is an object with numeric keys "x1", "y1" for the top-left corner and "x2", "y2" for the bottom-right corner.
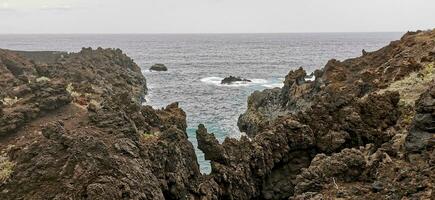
[{"x1": 0, "y1": 33, "x2": 403, "y2": 173}]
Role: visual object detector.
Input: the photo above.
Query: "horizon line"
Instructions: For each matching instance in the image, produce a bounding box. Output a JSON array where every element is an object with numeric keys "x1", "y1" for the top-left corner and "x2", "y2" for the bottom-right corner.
[{"x1": 0, "y1": 31, "x2": 408, "y2": 35}]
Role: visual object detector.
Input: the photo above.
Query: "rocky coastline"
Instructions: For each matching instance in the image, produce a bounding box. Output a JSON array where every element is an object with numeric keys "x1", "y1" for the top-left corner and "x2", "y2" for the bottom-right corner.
[{"x1": 0, "y1": 30, "x2": 434, "y2": 199}]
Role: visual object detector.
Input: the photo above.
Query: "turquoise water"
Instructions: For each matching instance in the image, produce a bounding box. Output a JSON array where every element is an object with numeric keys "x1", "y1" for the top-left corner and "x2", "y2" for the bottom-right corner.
[{"x1": 0, "y1": 33, "x2": 403, "y2": 173}]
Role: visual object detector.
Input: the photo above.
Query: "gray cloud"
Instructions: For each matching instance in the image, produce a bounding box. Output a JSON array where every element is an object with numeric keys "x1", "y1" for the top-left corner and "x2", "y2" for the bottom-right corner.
[
  {"x1": 38, "y1": 5, "x2": 74, "y2": 12},
  {"x1": 0, "y1": 8, "x2": 14, "y2": 12}
]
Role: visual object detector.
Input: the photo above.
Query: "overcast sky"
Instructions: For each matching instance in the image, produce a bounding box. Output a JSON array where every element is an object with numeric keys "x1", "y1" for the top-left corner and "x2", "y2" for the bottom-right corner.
[{"x1": 0, "y1": 0, "x2": 434, "y2": 33}]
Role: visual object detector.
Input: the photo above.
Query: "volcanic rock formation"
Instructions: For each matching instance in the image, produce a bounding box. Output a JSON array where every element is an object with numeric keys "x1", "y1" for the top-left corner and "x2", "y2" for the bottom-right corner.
[
  {"x1": 0, "y1": 48, "x2": 198, "y2": 199},
  {"x1": 0, "y1": 29, "x2": 434, "y2": 200}
]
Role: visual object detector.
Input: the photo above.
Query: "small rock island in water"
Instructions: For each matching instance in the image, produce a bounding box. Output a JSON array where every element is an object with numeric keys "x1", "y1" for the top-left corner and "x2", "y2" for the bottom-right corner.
[
  {"x1": 221, "y1": 76, "x2": 252, "y2": 84},
  {"x1": 149, "y1": 63, "x2": 168, "y2": 71}
]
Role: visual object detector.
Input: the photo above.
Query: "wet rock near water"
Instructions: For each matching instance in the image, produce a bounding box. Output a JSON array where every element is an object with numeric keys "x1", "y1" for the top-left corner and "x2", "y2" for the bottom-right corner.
[
  {"x1": 149, "y1": 63, "x2": 168, "y2": 71},
  {"x1": 221, "y1": 76, "x2": 251, "y2": 84}
]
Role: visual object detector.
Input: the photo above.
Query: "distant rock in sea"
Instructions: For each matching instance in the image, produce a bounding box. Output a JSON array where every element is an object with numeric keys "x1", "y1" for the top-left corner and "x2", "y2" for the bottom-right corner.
[
  {"x1": 150, "y1": 63, "x2": 168, "y2": 71},
  {"x1": 221, "y1": 76, "x2": 251, "y2": 84}
]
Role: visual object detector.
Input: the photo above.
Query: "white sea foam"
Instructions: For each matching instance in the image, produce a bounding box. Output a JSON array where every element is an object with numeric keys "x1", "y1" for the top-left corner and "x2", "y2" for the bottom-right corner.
[
  {"x1": 200, "y1": 77, "x2": 223, "y2": 85},
  {"x1": 305, "y1": 75, "x2": 316, "y2": 82},
  {"x1": 262, "y1": 83, "x2": 284, "y2": 88},
  {"x1": 142, "y1": 69, "x2": 153, "y2": 74},
  {"x1": 250, "y1": 79, "x2": 268, "y2": 84},
  {"x1": 142, "y1": 69, "x2": 169, "y2": 74}
]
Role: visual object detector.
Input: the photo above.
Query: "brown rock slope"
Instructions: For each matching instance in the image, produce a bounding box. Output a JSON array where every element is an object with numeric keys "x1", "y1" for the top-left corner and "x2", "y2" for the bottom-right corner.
[
  {"x1": 0, "y1": 48, "x2": 199, "y2": 199},
  {"x1": 195, "y1": 30, "x2": 434, "y2": 199}
]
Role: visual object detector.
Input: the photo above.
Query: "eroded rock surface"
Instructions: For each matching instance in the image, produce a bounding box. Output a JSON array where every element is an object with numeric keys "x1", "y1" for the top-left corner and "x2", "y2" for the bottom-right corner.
[
  {"x1": 239, "y1": 30, "x2": 435, "y2": 138},
  {"x1": 1, "y1": 29, "x2": 434, "y2": 200},
  {"x1": 0, "y1": 48, "x2": 198, "y2": 200},
  {"x1": 200, "y1": 29, "x2": 435, "y2": 199}
]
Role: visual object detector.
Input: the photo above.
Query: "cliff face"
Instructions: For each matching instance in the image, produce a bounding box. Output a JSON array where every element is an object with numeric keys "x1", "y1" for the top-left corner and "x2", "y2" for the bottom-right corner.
[
  {"x1": 0, "y1": 48, "x2": 199, "y2": 199},
  {"x1": 0, "y1": 30, "x2": 434, "y2": 200},
  {"x1": 239, "y1": 30, "x2": 435, "y2": 138},
  {"x1": 198, "y1": 30, "x2": 434, "y2": 199}
]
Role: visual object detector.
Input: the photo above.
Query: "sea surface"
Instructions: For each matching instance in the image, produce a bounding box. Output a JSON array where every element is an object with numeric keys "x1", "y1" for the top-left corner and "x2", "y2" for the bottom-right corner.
[{"x1": 0, "y1": 33, "x2": 403, "y2": 173}]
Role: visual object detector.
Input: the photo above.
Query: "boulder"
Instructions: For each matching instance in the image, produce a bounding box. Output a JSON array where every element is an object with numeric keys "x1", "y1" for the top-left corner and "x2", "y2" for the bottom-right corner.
[{"x1": 149, "y1": 63, "x2": 168, "y2": 71}]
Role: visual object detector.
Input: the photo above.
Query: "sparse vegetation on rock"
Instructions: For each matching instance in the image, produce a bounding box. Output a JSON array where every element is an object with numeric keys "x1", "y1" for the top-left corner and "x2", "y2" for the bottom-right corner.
[{"x1": 0, "y1": 155, "x2": 14, "y2": 183}]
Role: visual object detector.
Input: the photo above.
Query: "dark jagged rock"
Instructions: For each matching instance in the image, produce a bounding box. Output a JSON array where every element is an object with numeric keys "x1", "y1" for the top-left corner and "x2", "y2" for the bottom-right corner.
[
  {"x1": 405, "y1": 83, "x2": 435, "y2": 153},
  {"x1": 196, "y1": 124, "x2": 227, "y2": 163},
  {"x1": 212, "y1": 29, "x2": 435, "y2": 199},
  {"x1": 239, "y1": 30, "x2": 435, "y2": 137},
  {"x1": 0, "y1": 48, "x2": 198, "y2": 200},
  {"x1": 237, "y1": 88, "x2": 283, "y2": 136},
  {"x1": 221, "y1": 76, "x2": 251, "y2": 84},
  {"x1": 149, "y1": 63, "x2": 168, "y2": 71},
  {"x1": 195, "y1": 118, "x2": 316, "y2": 199}
]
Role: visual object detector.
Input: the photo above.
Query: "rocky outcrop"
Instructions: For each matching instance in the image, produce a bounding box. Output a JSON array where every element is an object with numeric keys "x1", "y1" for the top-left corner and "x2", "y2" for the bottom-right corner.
[
  {"x1": 195, "y1": 89, "x2": 403, "y2": 199},
  {"x1": 221, "y1": 76, "x2": 251, "y2": 84},
  {"x1": 150, "y1": 63, "x2": 168, "y2": 71},
  {"x1": 239, "y1": 30, "x2": 435, "y2": 137},
  {"x1": 196, "y1": 118, "x2": 315, "y2": 199},
  {"x1": 0, "y1": 48, "x2": 198, "y2": 199},
  {"x1": 198, "y1": 29, "x2": 435, "y2": 199},
  {"x1": 0, "y1": 50, "x2": 72, "y2": 136},
  {"x1": 237, "y1": 88, "x2": 284, "y2": 135},
  {"x1": 290, "y1": 84, "x2": 434, "y2": 199}
]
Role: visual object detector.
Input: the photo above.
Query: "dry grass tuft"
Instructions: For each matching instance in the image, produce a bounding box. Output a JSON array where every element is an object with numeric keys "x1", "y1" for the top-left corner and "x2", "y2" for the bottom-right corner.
[
  {"x1": 0, "y1": 97, "x2": 20, "y2": 106},
  {"x1": 36, "y1": 76, "x2": 51, "y2": 82},
  {"x1": 0, "y1": 155, "x2": 15, "y2": 183},
  {"x1": 140, "y1": 130, "x2": 158, "y2": 142},
  {"x1": 66, "y1": 83, "x2": 81, "y2": 98}
]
